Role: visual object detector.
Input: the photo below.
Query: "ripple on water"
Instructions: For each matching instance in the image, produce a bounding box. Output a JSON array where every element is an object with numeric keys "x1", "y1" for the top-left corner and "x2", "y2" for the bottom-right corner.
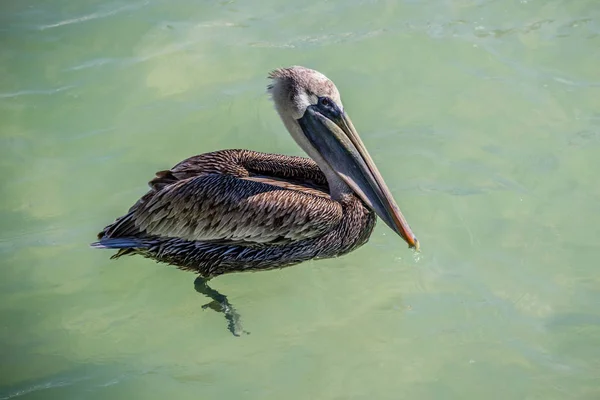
[
  {"x1": 0, "y1": 86, "x2": 74, "y2": 100},
  {"x1": 65, "y1": 58, "x2": 117, "y2": 72},
  {"x1": 36, "y1": 1, "x2": 150, "y2": 31}
]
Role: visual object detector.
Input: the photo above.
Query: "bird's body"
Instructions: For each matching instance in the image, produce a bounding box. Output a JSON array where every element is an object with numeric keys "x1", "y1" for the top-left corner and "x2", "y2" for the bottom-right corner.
[
  {"x1": 96, "y1": 149, "x2": 376, "y2": 277},
  {"x1": 93, "y1": 65, "x2": 418, "y2": 281}
]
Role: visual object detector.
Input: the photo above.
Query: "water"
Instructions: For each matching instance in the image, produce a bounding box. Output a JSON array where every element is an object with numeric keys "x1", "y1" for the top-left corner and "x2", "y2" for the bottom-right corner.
[{"x1": 2, "y1": 0, "x2": 600, "y2": 398}]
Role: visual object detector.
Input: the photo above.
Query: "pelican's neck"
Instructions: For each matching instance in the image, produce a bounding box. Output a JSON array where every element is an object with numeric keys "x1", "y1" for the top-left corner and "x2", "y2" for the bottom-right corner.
[
  {"x1": 309, "y1": 151, "x2": 353, "y2": 201},
  {"x1": 281, "y1": 116, "x2": 352, "y2": 201}
]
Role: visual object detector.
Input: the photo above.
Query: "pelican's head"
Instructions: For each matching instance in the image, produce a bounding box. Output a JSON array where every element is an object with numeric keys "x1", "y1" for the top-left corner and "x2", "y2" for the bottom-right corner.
[{"x1": 268, "y1": 66, "x2": 419, "y2": 250}]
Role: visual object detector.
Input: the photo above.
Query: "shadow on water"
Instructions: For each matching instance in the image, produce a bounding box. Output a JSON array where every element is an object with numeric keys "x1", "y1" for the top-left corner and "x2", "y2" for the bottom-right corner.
[
  {"x1": 0, "y1": 363, "x2": 142, "y2": 400},
  {"x1": 194, "y1": 276, "x2": 250, "y2": 337}
]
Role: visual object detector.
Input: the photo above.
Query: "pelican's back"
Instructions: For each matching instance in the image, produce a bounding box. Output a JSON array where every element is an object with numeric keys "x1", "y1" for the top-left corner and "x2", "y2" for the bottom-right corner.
[{"x1": 93, "y1": 149, "x2": 376, "y2": 277}]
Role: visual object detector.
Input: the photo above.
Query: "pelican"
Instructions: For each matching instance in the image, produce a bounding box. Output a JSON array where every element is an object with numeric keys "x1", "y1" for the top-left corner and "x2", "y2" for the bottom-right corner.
[{"x1": 92, "y1": 66, "x2": 418, "y2": 335}]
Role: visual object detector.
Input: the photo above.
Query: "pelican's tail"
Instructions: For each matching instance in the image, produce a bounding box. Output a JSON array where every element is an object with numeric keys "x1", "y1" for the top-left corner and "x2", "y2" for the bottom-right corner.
[
  {"x1": 90, "y1": 237, "x2": 150, "y2": 249},
  {"x1": 90, "y1": 237, "x2": 153, "y2": 259}
]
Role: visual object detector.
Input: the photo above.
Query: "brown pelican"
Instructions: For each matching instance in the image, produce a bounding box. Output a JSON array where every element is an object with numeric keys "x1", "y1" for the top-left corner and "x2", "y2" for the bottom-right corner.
[{"x1": 92, "y1": 66, "x2": 418, "y2": 335}]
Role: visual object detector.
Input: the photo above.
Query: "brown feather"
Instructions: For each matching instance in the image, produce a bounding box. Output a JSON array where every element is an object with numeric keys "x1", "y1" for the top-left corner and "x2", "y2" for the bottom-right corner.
[{"x1": 95, "y1": 149, "x2": 376, "y2": 277}]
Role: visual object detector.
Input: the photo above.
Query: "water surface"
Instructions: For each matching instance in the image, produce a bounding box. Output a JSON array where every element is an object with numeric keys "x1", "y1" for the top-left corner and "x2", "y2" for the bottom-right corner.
[{"x1": 1, "y1": 0, "x2": 600, "y2": 398}]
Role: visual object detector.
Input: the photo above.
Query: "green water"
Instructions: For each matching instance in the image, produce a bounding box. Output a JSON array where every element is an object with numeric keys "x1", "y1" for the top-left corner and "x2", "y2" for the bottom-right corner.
[{"x1": 2, "y1": 0, "x2": 600, "y2": 398}]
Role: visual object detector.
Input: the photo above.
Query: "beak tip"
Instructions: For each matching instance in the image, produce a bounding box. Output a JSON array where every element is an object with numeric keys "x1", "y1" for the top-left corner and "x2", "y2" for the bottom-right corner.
[{"x1": 410, "y1": 237, "x2": 420, "y2": 252}]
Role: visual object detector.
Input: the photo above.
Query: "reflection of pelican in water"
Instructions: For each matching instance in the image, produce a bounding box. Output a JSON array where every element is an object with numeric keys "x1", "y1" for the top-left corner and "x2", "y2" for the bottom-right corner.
[{"x1": 92, "y1": 66, "x2": 419, "y2": 335}]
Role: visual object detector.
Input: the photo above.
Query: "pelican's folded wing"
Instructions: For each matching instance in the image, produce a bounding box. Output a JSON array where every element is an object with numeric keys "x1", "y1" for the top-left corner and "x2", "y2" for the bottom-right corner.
[{"x1": 102, "y1": 174, "x2": 343, "y2": 245}]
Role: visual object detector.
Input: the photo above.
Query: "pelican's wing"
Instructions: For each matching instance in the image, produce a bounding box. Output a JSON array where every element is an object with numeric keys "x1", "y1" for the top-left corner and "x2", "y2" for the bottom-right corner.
[{"x1": 103, "y1": 174, "x2": 342, "y2": 244}]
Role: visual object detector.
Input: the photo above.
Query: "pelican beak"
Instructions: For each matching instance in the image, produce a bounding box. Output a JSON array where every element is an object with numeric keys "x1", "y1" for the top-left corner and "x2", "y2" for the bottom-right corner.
[{"x1": 298, "y1": 104, "x2": 419, "y2": 250}]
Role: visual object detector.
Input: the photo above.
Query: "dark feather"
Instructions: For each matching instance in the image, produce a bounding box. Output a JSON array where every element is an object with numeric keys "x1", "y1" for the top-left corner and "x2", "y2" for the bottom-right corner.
[{"x1": 94, "y1": 149, "x2": 376, "y2": 277}]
